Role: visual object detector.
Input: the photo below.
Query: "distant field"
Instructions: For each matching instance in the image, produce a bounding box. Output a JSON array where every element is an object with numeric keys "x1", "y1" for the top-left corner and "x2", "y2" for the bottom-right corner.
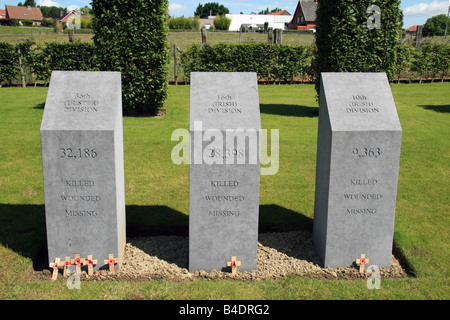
[
  {"x1": 0, "y1": 26, "x2": 93, "y2": 43},
  {"x1": 2, "y1": 26, "x2": 448, "y2": 48},
  {"x1": 169, "y1": 30, "x2": 315, "y2": 50},
  {"x1": 0, "y1": 26, "x2": 315, "y2": 47}
]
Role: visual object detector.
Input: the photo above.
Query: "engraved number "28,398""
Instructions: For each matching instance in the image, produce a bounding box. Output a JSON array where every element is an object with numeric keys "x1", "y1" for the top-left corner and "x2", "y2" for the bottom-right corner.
[{"x1": 209, "y1": 148, "x2": 244, "y2": 159}]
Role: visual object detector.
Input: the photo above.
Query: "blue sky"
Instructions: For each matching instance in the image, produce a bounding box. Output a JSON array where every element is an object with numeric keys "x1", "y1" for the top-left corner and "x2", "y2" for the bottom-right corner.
[{"x1": 1, "y1": 0, "x2": 449, "y2": 28}]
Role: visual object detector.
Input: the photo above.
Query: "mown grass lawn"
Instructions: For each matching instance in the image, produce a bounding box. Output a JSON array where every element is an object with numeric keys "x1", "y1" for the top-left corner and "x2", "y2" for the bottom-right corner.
[{"x1": 0, "y1": 83, "x2": 448, "y2": 301}]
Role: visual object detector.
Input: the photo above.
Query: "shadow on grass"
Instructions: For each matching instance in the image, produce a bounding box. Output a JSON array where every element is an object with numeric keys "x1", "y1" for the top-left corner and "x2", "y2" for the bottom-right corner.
[
  {"x1": 0, "y1": 204, "x2": 46, "y2": 270},
  {"x1": 127, "y1": 204, "x2": 313, "y2": 269},
  {"x1": 0, "y1": 204, "x2": 190, "y2": 271},
  {"x1": 0, "y1": 203, "x2": 311, "y2": 270},
  {"x1": 418, "y1": 104, "x2": 450, "y2": 113},
  {"x1": 0, "y1": 203, "x2": 415, "y2": 275},
  {"x1": 260, "y1": 104, "x2": 318, "y2": 117},
  {"x1": 126, "y1": 205, "x2": 189, "y2": 237},
  {"x1": 259, "y1": 204, "x2": 312, "y2": 233},
  {"x1": 33, "y1": 103, "x2": 45, "y2": 109}
]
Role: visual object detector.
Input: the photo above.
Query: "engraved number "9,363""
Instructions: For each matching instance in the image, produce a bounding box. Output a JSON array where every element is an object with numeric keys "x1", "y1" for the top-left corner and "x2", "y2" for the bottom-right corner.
[{"x1": 352, "y1": 148, "x2": 381, "y2": 158}]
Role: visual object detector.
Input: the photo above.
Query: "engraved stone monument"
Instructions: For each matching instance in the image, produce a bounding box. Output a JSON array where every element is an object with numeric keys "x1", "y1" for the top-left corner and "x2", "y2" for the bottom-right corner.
[
  {"x1": 189, "y1": 72, "x2": 261, "y2": 273},
  {"x1": 40, "y1": 71, "x2": 125, "y2": 271},
  {"x1": 313, "y1": 72, "x2": 402, "y2": 268}
]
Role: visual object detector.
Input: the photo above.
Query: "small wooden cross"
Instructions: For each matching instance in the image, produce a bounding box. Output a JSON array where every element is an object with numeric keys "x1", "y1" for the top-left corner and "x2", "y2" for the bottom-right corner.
[
  {"x1": 71, "y1": 254, "x2": 85, "y2": 274},
  {"x1": 62, "y1": 257, "x2": 72, "y2": 277},
  {"x1": 49, "y1": 258, "x2": 62, "y2": 281},
  {"x1": 104, "y1": 254, "x2": 119, "y2": 273},
  {"x1": 83, "y1": 255, "x2": 97, "y2": 276},
  {"x1": 227, "y1": 256, "x2": 241, "y2": 276},
  {"x1": 356, "y1": 254, "x2": 370, "y2": 273}
]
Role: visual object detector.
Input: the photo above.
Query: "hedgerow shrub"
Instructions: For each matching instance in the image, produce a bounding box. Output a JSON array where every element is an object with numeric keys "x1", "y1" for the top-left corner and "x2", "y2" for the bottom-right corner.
[
  {"x1": 213, "y1": 16, "x2": 231, "y2": 30},
  {"x1": 180, "y1": 43, "x2": 313, "y2": 83},
  {"x1": 22, "y1": 19, "x2": 33, "y2": 27},
  {"x1": 394, "y1": 45, "x2": 415, "y2": 83},
  {"x1": 169, "y1": 16, "x2": 200, "y2": 30},
  {"x1": 15, "y1": 40, "x2": 36, "y2": 87},
  {"x1": 0, "y1": 43, "x2": 18, "y2": 86},
  {"x1": 37, "y1": 43, "x2": 97, "y2": 82},
  {"x1": 315, "y1": 0, "x2": 402, "y2": 96},
  {"x1": 0, "y1": 42, "x2": 448, "y2": 87},
  {"x1": 428, "y1": 44, "x2": 450, "y2": 82},
  {"x1": 92, "y1": 0, "x2": 170, "y2": 116}
]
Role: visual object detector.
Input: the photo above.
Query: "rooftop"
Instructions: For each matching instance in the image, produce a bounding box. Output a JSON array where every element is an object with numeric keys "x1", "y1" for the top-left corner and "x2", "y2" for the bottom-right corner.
[{"x1": 5, "y1": 5, "x2": 43, "y2": 21}]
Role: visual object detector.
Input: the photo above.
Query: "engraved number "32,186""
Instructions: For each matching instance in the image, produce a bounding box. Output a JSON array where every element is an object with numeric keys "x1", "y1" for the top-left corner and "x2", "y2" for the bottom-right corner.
[{"x1": 60, "y1": 148, "x2": 97, "y2": 159}]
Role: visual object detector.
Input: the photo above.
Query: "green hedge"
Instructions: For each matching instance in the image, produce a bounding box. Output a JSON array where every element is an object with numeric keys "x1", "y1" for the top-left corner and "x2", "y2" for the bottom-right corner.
[
  {"x1": 0, "y1": 41, "x2": 96, "y2": 87},
  {"x1": 169, "y1": 16, "x2": 200, "y2": 30},
  {"x1": 213, "y1": 16, "x2": 232, "y2": 31},
  {"x1": 394, "y1": 44, "x2": 450, "y2": 83},
  {"x1": 37, "y1": 42, "x2": 97, "y2": 81},
  {"x1": 179, "y1": 42, "x2": 449, "y2": 84},
  {"x1": 315, "y1": 0, "x2": 402, "y2": 96},
  {"x1": 0, "y1": 42, "x2": 19, "y2": 87},
  {"x1": 92, "y1": 0, "x2": 170, "y2": 116},
  {"x1": 180, "y1": 43, "x2": 313, "y2": 83},
  {"x1": 0, "y1": 42, "x2": 449, "y2": 88}
]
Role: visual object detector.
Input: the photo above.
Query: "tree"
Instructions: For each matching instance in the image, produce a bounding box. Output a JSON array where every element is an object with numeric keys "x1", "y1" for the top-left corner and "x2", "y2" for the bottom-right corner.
[
  {"x1": 38, "y1": 6, "x2": 66, "y2": 19},
  {"x1": 194, "y1": 2, "x2": 229, "y2": 18},
  {"x1": 258, "y1": 7, "x2": 283, "y2": 14},
  {"x1": 423, "y1": 14, "x2": 448, "y2": 36},
  {"x1": 41, "y1": 19, "x2": 55, "y2": 28},
  {"x1": 22, "y1": 0, "x2": 36, "y2": 6},
  {"x1": 213, "y1": 15, "x2": 231, "y2": 30},
  {"x1": 80, "y1": 6, "x2": 91, "y2": 15}
]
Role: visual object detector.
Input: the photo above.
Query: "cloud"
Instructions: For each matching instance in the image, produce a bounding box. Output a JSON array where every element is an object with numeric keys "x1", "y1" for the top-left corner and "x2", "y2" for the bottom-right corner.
[
  {"x1": 67, "y1": 5, "x2": 81, "y2": 11},
  {"x1": 37, "y1": 0, "x2": 62, "y2": 7},
  {"x1": 404, "y1": 0, "x2": 450, "y2": 16},
  {"x1": 169, "y1": 3, "x2": 189, "y2": 13}
]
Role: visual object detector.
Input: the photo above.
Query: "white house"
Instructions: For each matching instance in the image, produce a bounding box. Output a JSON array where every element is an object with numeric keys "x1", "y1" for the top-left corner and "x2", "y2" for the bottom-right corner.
[{"x1": 225, "y1": 13, "x2": 293, "y2": 31}]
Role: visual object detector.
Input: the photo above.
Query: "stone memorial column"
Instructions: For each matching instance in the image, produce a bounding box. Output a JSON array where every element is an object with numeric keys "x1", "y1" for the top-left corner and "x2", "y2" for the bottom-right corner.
[
  {"x1": 40, "y1": 71, "x2": 126, "y2": 271},
  {"x1": 313, "y1": 72, "x2": 402, "y2": 268},
  {"x1": 189, "y1": 72, "x2": 261, "y2": 273}
]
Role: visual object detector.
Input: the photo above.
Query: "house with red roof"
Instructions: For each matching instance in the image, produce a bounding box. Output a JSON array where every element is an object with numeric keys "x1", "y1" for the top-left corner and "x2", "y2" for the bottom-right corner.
[
  {"x1": 4, "y1": 5, "x2": 43, "y2": 25},
  {"x1": 267, "y1": 10, "x2": 291, "y2": 16},
  {"x1": 60, "y1": 11, "x2": 79, "y2": 24},
  {"x1": 405, "y1": 25, "x2": 423, "y2": 35}
]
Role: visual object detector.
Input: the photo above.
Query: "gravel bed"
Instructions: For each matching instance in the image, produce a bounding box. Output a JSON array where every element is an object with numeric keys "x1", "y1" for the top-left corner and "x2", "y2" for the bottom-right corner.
[{"x1": 84, "y1": 231, "x2": 408, "y2": 281}]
